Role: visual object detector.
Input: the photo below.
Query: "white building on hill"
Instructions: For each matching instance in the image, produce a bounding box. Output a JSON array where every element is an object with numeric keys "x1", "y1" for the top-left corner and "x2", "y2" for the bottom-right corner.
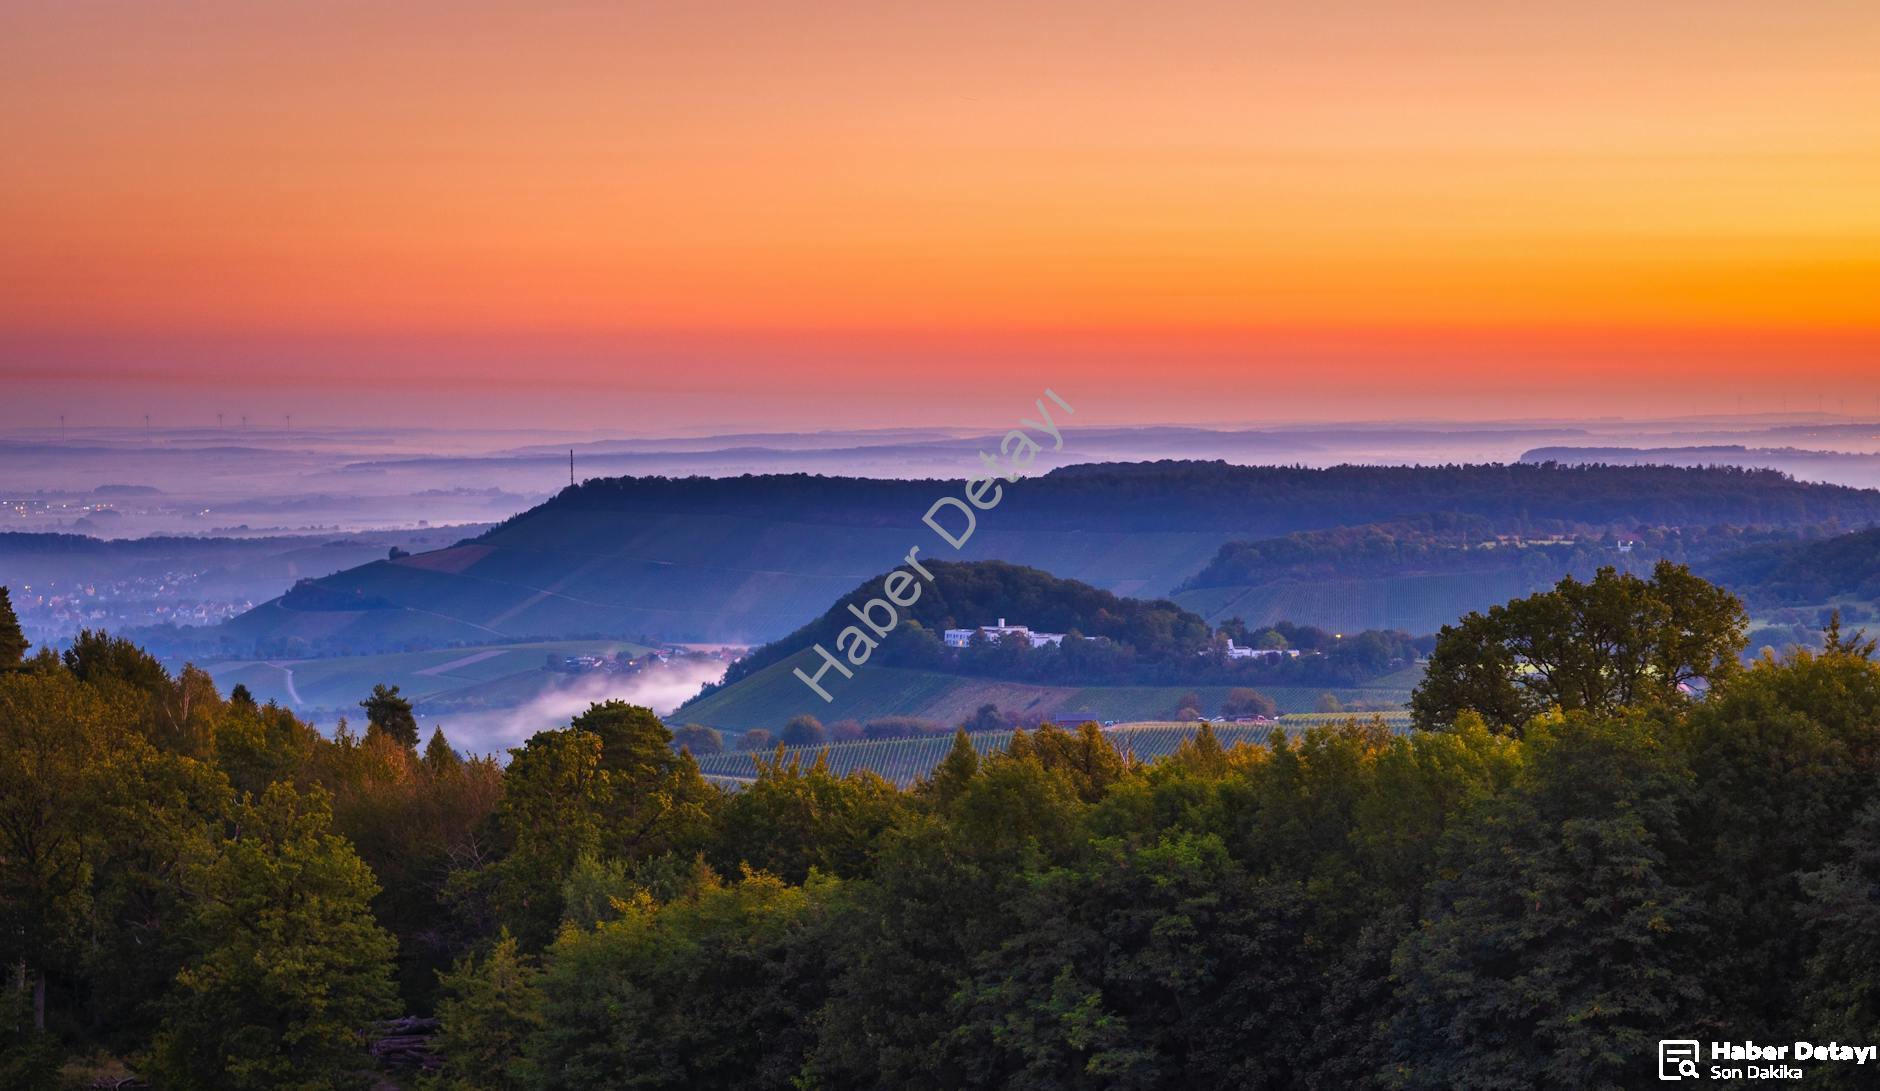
[
  {"x1": 1223, "y1": 639, "x2": 1301, "y2": 661},
  {"x1": 943, "y1": 617, "x2": 1067, "y2": 649}
]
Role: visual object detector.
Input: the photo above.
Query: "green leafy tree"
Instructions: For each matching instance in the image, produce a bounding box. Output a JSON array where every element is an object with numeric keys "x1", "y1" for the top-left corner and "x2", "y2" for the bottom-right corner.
[
  {"x1": 1799, "y1": 799, "x2": 1880, "y2": 1090},
  {"x1": 1389, "y1": 713, "x2": 1709, "y2": 1089},
  {"x1": 1681, "y1": 631, "x2": 1880, "y2": 1033},
  {"x1": 950, "y1": 832, "x2": 1313, "y2": 1088},
  {"x1": 779, "y1": 714, "x2": 826, "y2": 747},
  {"x1": 0, "y1": 667, "x2": 121, "y2": 1034},
  {"x1": 149, "y1": 782, "x2": 398, "y2": 1091},
  {"x1": 568, "y1": 701, "x2": 718, "y2": 861},
  {"x1": 1412, "y1": 562, "x2": 1746, "y2": 733},
  {"x1": 1221, "y1": 686, "x2": 1277, "y2": 719},
  {"x1": 531, "y1": 870, "x2": 832, "y2": 1089},
  {"x1": 711, "y1": 750, "x2": 901, "y2": 883},
  {"x1": 468, "y1": 728, "x2": 610, "y2": 950},
  {"x1": 1017, "y1": 722, "x2": 1132, "y2": 804},
  {"x1": 671, "y1": 724, "x2": 723, "y2": 755},
  {"x1": 960, "y1": 703, "x2": 1008, "y2": 733},
  {"x1": 361, "y1": 683, "x2": 420, "y2": 749}
]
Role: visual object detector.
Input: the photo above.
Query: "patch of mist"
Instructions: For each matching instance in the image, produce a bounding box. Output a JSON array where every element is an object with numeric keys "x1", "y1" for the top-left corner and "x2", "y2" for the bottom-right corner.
[{"x1": 423, "y1": 657, "x2": 727, "y2": 756}]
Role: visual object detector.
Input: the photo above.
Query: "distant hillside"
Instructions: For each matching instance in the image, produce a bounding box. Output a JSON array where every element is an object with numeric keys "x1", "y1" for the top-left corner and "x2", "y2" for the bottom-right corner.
[
  {"x1": 1518, "y1": 445, "x2": 1880, "y2": 489},
  {"x1": 201, "y1": 461, "x2": 1880, "y2": 654},
  {"x1": 1697, "y1": 527, "x2": 1880, "y2": 607},
  {"x1": 199, "y1": 638, "x2": 653, "y2": 722},
  {"x1": 1169, "y1": 519, "x2": 1834, "y2": 634},
  {"x1": 0, "y1": 527, "x2": 491, "y2": 647}
]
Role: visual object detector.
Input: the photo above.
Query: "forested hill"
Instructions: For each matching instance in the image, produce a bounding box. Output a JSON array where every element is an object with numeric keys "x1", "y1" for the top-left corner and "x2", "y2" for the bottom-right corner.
[
  {"x1": 1697, "y1": 526, "x2": 1880, "y2": 606},
  {"x1": 711, "y1": 559, "x2": 1212, "y2": 689},
  {"x1": 1167, "y1": 518, "x2": 1825, "y2": 634},
  {"x1": 200, "y1": 461, "x2": 1880, "y2": 654},
  {"x1": 489, "y1": 459, "x2": 1880, "y2": 534}
]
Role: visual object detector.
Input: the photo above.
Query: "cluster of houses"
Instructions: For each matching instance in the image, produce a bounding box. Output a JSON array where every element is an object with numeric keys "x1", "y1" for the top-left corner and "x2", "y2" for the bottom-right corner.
[{"x1": 546, "y1": 649, "x2": 670, "y2": 674}]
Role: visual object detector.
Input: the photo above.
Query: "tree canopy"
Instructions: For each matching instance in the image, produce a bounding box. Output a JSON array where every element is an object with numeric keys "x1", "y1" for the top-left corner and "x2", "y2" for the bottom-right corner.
[
  {"x1": 1411, "y1": 561, "x2": 1747, "y2": 733},
  {"x1": 10, "y1": 567, "x2": 1880, "y2": 1090}
]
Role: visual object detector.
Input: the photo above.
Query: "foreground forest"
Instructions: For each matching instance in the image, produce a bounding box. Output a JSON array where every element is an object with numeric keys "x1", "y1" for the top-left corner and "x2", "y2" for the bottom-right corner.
[{"x1": 6, "y1": 573, "x2": 1880, "y2": 1089}]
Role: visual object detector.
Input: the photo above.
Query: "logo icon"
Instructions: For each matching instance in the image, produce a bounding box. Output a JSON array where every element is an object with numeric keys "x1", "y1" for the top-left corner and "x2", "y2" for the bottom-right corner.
[{"x1": 1660, "y1": 1040, "x2": 1702, "y2": 1080}]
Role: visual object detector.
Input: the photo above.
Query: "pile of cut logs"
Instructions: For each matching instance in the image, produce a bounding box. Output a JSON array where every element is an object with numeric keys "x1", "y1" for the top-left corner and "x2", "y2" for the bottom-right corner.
[{"x1": 370, "y1": 1015, "x2": 443, "y2": 1074}]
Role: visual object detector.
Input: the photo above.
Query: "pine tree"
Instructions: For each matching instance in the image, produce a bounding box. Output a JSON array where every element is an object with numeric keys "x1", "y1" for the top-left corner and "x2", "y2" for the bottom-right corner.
[
  {"x1": 423, "y1": 726, "x2": 462, "y2": 774},
  {"x1": 429, "y1": 932, "x2": 544, "y2": 1091},
  {"x1": 0, "y1": 586, "x2": 27, "y2": 667},
  {"x1": 921, "y1": 728, "x2": 980, "y2": 806},
  {"x1": 360, "y1": 683, "x2": 420, "y2": 749}
]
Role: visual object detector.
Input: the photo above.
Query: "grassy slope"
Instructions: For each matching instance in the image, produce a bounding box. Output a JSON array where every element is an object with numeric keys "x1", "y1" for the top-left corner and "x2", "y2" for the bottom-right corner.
[
  {"x1": 676, "y1": 650, "x2": 1419, "y2": 732},
  {"x1": 224, "y1": 505, "x2": 1236, "y2": 650},
  {"x1": 200, "y1": 638, "x2": 652, "y2": 714}
]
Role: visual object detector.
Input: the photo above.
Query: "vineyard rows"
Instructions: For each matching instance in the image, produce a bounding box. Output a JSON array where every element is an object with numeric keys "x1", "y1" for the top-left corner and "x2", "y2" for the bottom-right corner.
[{"x1": 695, "y1": 722, "x2": 1289, "y2": 787}]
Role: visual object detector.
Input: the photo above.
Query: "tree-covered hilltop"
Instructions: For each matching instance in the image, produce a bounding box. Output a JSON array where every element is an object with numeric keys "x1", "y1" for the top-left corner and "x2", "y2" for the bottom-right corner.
[
  {"x1": 696, "y1": 559, "x2": 1423, "y2": 701},
  {"x1": 509, "y1": 460, "x2": 1880, "y2": 534},
  {"x1": 712, "y1": 559, "x2": 1211, "y2": 686},
  {"x1": 12, "y1": 575, "x2": 1880, "y2": 1088},
  {"x1": 1178, "y1": 515, "x2": 1816, "y2": 591}
]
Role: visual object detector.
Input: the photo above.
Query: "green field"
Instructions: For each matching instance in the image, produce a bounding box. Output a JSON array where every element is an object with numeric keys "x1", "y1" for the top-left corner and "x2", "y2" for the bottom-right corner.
[
  {"x1": 200, "y1": 638, "x2": 654, "y2": 716},
  {"x1": 676, "y1": 650, "x2": 1418, "y2": 732}
]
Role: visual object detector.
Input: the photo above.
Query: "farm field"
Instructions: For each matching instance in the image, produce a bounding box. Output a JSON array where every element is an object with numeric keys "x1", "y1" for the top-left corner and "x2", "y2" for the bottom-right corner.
[
  {"x1": 200, "y1": 638, "x2": 654, "y2": 718},
  {"x1": 678, "y1": 653, "x2": 1419, "y2": 734}
]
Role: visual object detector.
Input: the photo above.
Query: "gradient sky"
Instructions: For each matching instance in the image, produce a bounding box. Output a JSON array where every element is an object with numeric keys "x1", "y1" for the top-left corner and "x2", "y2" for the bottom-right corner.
[{"x1": 3, "y1": 1, "x2": 1877, "y2": 430}]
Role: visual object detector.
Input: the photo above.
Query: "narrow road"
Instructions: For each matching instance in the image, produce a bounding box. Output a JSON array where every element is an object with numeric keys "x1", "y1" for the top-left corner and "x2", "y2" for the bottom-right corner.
[{"x1": 264, "y1": 661, "x2": 304, "y2": 706}]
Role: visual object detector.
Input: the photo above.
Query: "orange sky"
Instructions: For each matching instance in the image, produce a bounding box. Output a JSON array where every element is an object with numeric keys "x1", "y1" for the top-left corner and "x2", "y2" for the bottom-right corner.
[{"x1": 2, "y1": 1, "x2": 1877, "y2": 427}]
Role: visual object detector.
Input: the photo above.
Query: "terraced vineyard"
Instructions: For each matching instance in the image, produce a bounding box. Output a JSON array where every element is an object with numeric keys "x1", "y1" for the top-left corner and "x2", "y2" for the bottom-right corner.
[
  {"x1": 678, "y1": 658, "x2": 1420, "y2": 732},
  {"x1": 695, "y1": 721, "x2": 1286, "y2": 787},
  {"x1": 1279, "y1": 710, "x2": 1413, "y2": 730}
]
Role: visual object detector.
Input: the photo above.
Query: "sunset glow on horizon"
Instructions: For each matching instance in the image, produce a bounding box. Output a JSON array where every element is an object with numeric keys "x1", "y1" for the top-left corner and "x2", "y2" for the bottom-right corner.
[{"x1": 4, "y1": 1, "x2": 1878, "y2": 428}]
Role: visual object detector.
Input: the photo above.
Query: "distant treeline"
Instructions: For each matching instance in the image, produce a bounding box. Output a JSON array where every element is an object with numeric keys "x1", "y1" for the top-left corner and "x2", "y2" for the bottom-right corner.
[
  {"x1": 1181, "y1": 517, "x2": 1840, "y2": 591},
  {"x1": 493, "y1": 459, "x2": 1880, "y2": 536}
]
